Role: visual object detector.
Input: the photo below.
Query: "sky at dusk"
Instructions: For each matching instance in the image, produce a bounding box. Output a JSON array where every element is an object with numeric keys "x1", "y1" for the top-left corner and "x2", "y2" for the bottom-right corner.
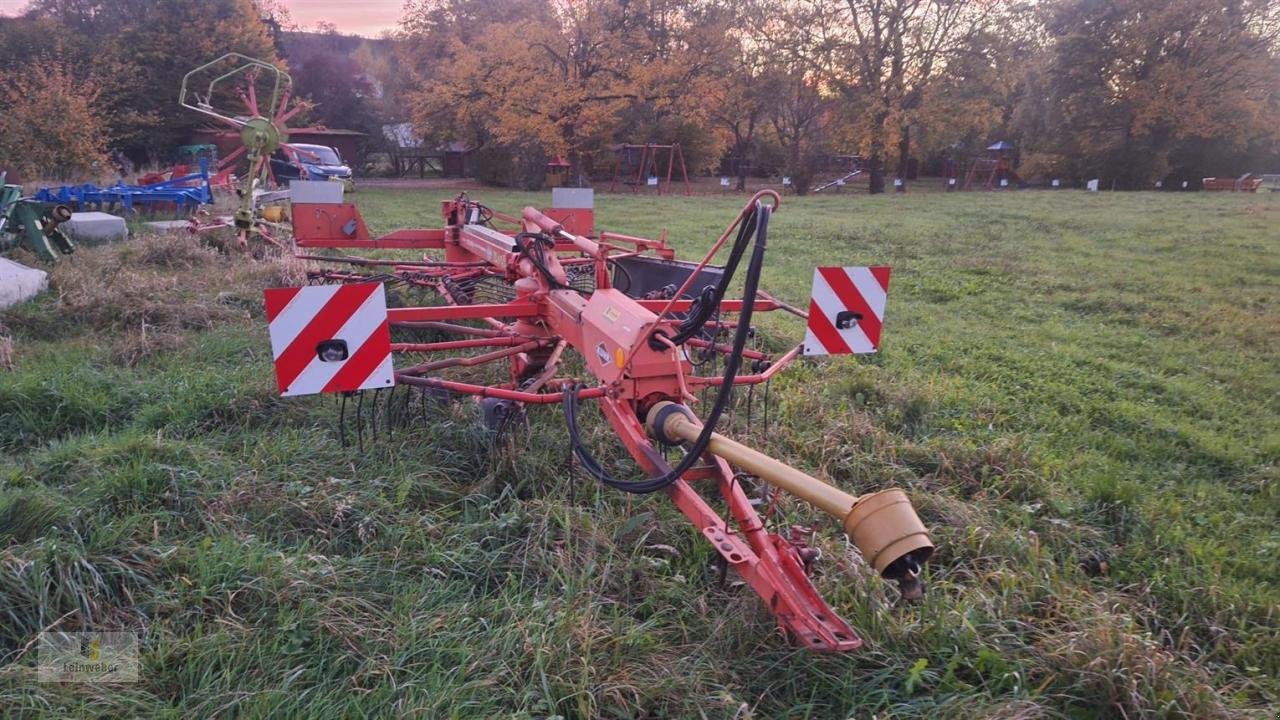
[
  {"x1": 281, "y1": 0, "x2": 404, "y2": 36},
  {"x1": 0, "y1": 0, "x2": 406, "y2": 37}
]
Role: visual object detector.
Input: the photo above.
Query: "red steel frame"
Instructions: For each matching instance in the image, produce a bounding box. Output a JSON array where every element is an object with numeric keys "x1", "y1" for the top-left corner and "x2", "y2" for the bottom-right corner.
[{"x1": 291, "y1": 191, "x2": 867, "y2": 650}]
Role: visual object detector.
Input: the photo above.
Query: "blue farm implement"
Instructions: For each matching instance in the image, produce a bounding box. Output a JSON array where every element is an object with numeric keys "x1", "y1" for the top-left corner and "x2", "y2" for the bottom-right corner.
[{"x1": 34, "y1": 160, "x2": 213, "y2": 216}]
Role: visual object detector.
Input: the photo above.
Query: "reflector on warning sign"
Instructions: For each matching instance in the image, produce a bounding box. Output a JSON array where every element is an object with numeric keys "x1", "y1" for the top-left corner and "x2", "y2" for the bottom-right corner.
[
  {"x1": 264, "y1": 283, "x2": 394, "y2": 396},
  {"x1": 802, "y1": 266, "x2": 890, "y2": 356}
]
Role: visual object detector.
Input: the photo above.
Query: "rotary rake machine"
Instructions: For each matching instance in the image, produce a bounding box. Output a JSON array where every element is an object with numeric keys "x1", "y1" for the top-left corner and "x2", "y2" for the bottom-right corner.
[
  {"x1": 179, "y1": 54, "x2": 313, "y2": 249},
  {"x1": 266, "y1": 190, "x2": 934, "y2": 651}
]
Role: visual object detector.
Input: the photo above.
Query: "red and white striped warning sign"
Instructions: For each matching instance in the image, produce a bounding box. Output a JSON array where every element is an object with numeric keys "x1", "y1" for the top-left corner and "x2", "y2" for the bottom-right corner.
[
  {"x1": 802, "y1": 266, "x2": 891, "y2": 356},
  {"x1": 263, "y1": 283, "x2": 394, "y2": 396}
]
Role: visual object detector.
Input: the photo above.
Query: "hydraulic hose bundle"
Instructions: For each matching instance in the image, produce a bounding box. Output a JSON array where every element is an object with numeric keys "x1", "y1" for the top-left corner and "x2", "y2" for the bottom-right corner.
[{"x1": 564, "y1": 201, "x2": 772, "y2": 494}]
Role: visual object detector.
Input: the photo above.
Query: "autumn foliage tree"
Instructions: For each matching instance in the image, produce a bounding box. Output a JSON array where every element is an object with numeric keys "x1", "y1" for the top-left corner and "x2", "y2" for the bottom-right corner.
[
  {"x1": 405, "y1": 0, "x2": 734, "y2": 187},
  {"x1": 0, "y1": 61, "x2": 110, "y2": 181},
  {"x1": 1015, "y1": 0, "x2": 1280, "y2": 187},
  {"x1": 1, "y1": 0, "x2": 281, "y2": 164}
]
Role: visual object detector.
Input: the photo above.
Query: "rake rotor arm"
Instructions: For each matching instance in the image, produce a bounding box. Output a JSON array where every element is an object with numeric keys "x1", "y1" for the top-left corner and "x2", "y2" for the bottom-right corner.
[{"x1": 179, "y1": 53, "x2": 290, "y2": 126}]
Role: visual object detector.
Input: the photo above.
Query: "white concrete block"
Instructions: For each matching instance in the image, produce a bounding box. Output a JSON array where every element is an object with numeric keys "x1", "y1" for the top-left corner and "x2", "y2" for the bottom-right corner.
[
  {"x1": 144, "y1": 220, "x2": 192, "y2": 234},
  {"x1": 0, "y1": 257, "x2": 48, "y2": 309},
  {"x1": 290, "y1": 180, "x2": 344, "y2": 204},
  {"x1": 64, "y1": 211, "x2": 128, "y2": 245}
]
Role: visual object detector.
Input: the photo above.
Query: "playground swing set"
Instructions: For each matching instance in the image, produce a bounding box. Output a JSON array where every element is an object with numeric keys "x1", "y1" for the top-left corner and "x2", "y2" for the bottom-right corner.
[{"x1": 609, "y1": 143, "x2": 691, "y2": 195}]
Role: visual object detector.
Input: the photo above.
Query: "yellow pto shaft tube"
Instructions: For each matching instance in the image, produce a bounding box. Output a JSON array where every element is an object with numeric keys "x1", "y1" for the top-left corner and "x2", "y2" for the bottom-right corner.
[{"x1": 647, "y1": 402, "x2": 934, "y2": 594}]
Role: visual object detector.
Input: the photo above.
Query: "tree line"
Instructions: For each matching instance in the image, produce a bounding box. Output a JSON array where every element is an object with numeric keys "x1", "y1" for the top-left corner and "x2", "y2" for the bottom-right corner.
[
  {"x1": 2, "y1": 0, "x2": 1277, "y2": 191},
  {"x1": 404, "y1": 0, "x2": 1280, "y2": 192}
]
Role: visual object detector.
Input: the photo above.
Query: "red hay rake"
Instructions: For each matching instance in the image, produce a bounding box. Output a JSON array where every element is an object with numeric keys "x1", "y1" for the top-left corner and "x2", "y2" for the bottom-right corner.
[{"x1": 268, "y1": 191, "x2": 935, "y2": 651}]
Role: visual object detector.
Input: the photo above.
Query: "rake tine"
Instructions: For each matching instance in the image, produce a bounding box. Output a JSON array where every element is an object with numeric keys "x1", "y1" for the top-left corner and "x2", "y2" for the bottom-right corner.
[
  {"x1": 355, "y1": 391, "x2": 365, "y2": 451},
  {"x1": 338, "y1": 393, "x2": 348, "y2": 448},
  {"x1": 763, "y1": 379, "x2": 771, "y2": 440},
  {"x1": 385, "y1": 384, "x2": 400, "y2": 436},
  {"x1": 395, "y1": 383, "x2": 412, "y2": 429}
]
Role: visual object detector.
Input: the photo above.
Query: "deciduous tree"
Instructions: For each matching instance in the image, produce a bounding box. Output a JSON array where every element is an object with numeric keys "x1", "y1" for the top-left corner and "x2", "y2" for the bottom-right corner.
[
  {"x1": 1014, "y1": 0, "x2": 1280, "y2": 187},
  {"x1": 0, "y1": 60, "x2": 110, "y2": 180},
  {"x1": 405, "y1": 0, "x2": 733, "y2": 187},
  {"x1": 792, "y1": 0, "x2": 1000, "y2": 192}
]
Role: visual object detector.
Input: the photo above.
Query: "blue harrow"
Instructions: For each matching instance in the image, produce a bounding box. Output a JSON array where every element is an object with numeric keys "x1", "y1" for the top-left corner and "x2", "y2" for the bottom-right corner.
[{"x1": 34, "y1": 159, "x2": 214, "y2": 215}]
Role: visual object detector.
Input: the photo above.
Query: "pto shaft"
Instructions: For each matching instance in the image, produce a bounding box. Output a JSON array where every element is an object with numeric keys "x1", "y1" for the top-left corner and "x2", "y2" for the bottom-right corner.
[{"x1": 646, "y1": 402, "x2": 934, "y2": 593}]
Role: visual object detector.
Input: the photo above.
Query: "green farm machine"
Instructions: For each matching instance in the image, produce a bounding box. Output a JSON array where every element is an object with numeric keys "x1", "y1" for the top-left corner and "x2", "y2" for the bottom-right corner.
[{"x1": 0, "y1": 173, "x2": 74, "y2": 262}]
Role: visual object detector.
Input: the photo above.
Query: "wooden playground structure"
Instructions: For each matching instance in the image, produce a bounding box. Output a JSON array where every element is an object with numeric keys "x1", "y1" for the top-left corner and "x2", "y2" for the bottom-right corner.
[
  {"x1": 609, "y1": 143, "x2": 691, "y2": 195},
  {"x1": 963, "y1": 141, "x2": 1021, "y2": 190}
]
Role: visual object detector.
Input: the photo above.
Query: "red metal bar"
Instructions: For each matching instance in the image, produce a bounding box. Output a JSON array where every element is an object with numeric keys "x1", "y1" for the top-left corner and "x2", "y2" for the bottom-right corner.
[
  {"x1": 634, "y1": 296, "x2": 782, "y2": 314},
  {"x1": 757, "y1": 290, "x2": 809, "y2": 319},
  {"x1": 390, "y1": 321, "x2": 515, "y2": 338},
  {"x1": 392, "y1": 337, "x2": 529, "y2": 352},
  {"x1": 395, "y1": 375, "x2": 606, "y2": 404},
  {"x1": 398, "y1": 340, "x2": 547, "y2": 375},
  {"x1": 523, "y1": 339, "x2": 568, "y2": 393},
  {"x1": 387, "y1": 303, "x2": 540, "y2": 322},
  {"x1": 522, "y1": 207, "x2": 601, "y2": 258},
  {"x1": 690, "y1": 345, "x2": 802, "y2": 387},
  {"x1": 684, "y1": 337, "x2": 770, "y2": 361},
  {"x1": 246, "y1": 77, "x2": 259, "y2": 116},
  {"x1": 599, "y1": 232, "x2": 676, "y2": 259},
  {"x1": 295, "y1": 255, "x2": 485, "y2": 269},
  {"x1": 621, "y1": 191, "x2": 781, "y2": 371},
  {"x1": 664, "y1": 144, "x2": 674, "y2": 196},
  {"x1": 678, "y1": 143, "x2": 691, "y2": 196}
]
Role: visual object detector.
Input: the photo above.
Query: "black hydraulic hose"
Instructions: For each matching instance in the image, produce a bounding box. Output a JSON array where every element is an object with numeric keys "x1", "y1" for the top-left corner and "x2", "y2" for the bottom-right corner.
[
  {"x1": 514, "y1": 231, "x2": 575, "y2": 290},
  {"x1": 564, "y1": 202, "x2": 772, "y2": 494},
  {"x1": 652, "y1": 208, "x2": 759, "y2": 350}
]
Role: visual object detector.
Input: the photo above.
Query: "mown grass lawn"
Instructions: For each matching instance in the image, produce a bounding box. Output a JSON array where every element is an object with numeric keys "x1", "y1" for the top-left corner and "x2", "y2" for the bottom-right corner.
[{"x1": 1, "y1": 187, "x2": 1276, "y2": 718}]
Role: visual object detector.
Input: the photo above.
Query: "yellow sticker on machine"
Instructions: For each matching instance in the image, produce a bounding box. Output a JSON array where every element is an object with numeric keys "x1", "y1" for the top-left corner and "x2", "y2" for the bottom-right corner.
[{"x1": 602, "y1": 306, "x2": 621, "y2": 323}]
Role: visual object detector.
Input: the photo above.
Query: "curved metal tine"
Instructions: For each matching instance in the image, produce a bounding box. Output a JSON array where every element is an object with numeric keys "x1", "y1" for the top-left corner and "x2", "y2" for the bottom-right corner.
[
  {"x1": 382, "y1": 385, "x2": 395, "y2": 438},
  {"x1": 338, "y1": 393, "x2": 348, "y2": 448},
  {"x1": 565, "y1": 438, "x2": 579, "y2": 504},
  {"x1": 760, "y1": 380, "x2": 773, "y2": 511},
  {"x1": 389, "y1": 381, "x2": 409, "y2": 425},
  {"x1": 763, "y1": 379, "x2": 771, "y2": 439},
  {"x1": 355, "y1": 391, "x2": 365, "y2": 451}
]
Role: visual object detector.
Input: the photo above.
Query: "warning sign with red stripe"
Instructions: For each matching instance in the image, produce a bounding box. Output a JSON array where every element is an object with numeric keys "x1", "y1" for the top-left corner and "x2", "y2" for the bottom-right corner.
[
  {"x1": 802, "y1": 266, "x2": 891, "y2": 356},
  {"x1": 263, "y1": 283, "x2": 394, "y2": 396}
]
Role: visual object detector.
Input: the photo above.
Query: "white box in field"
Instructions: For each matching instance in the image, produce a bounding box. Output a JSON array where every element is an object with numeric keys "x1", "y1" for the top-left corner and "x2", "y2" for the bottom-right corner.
[
  {"x1": 290, "y1": 180, "x2": 344, "y2": 204},
  {"x1": 552, "y1": 188, "x2": 594, "y2": 209},
  {"x1": 64, "y1": 211, "x2": 128, "y2": 245}
]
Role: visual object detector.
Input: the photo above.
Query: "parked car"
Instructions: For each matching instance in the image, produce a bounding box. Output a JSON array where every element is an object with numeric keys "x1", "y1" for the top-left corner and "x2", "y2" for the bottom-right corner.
[{"x1": 270, "y1": 144, "x2": 354, "y2": 191}]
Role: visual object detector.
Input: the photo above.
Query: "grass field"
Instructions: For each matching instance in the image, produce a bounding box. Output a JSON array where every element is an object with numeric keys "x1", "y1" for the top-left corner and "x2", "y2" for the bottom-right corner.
[{"x1": 1, "y1": 187, "x2": 1276, "y2": 718}]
